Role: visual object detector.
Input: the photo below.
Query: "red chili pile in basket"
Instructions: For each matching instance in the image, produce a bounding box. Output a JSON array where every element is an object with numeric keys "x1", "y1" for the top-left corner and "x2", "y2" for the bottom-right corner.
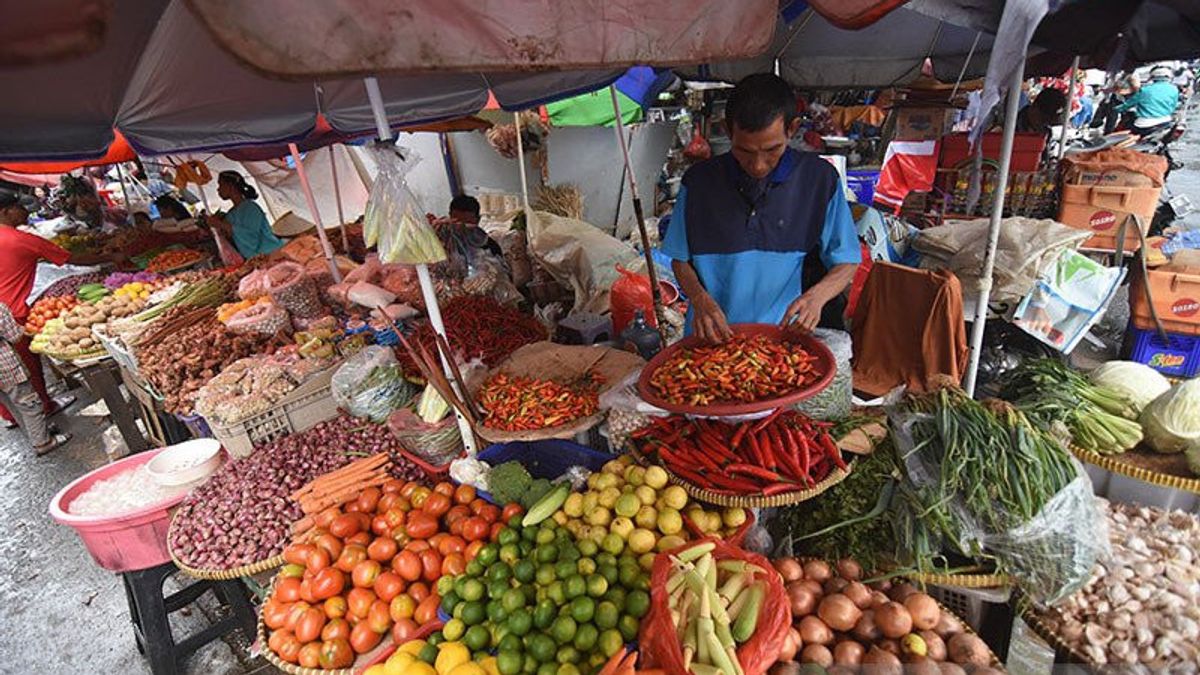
[
  {"x1": 478, "y1": 371, "x2": 603, "y2": 431},
  {"x1": 648, "y1": 334, "x2": 823, "y2": 406},
  {"x1": 632, "y1": 410, "x2": 846, "y2": 496},
  {"x1": 397, "y1": 295, "x2": 546, "y2": 375}
]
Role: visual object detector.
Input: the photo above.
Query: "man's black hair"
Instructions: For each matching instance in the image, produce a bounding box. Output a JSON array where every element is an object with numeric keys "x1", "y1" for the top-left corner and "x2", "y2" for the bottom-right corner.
[
  {"x1": 725, "y1": 73, "x2": 796, "y2": 133},
  {"x1": 449, "y1": 194, "x2": 481, "y2": 218},
  {"x1": 1032, "y1": 88, "x2": 1067, "y2": 115}
]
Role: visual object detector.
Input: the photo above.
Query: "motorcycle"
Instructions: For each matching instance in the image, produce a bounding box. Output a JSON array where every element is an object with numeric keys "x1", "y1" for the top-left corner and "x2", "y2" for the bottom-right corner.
[{"x1": 1132, "y1": 113, "x2": 1187, "y2": 175}]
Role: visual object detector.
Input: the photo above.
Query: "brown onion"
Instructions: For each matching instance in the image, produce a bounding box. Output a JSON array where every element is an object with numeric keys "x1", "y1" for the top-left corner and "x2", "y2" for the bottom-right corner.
[
  {"x1": 824, "y1": 577, "x2": 850, "y2": 595},
  {"x1": 870, "y1": 590, "x2": 891, "y2": 607},
  {"x1": 934, "y1": 612, "x2": 964, "y2": 638},
  {"x1": 878, "y1": 639, "x2": 901, "y2": 656},
  {"x1": 853, "y1": 609, "x2": 882, "y2": 642},
  {"x1": 798, "y1": 615, "x2": 833, "y2": 645},
  {"x1": 920, "y1": 630, "x2": 947, "y2": 662},
  {"x1": 946, "y1": 633, "x2": 990, "y2": 666},
  {"x1": 803, "y1": 560, "x2": 833, "y2": 583},
  {"x1": 902, "y1": 655, "x2": 941, "y2": 675},
  {"x1": 836, "y1": 558, "x2": 863, "y2": 580},
  {"x1": 843, "y1": 581, "x2": 873, "y2": 609},
  {"x1": 833, "y1": 641, "x2": 865, "y2": 666},
  {"x1": 904, "y1": 593, "x2": 941, "y2": 631},
  {"x1": 800, "y1": 644, "x2": 833, "y2": 667},
  {"x1": 889, "y1": 582, "x2": 918, "y2": 602},
  {"x1": 861, "y1": 646, "x2": 902, "y2": 675},
  {"x1": 875, "y1": 601, "x2": 914, "y2": 639},
  {"x1": 774, "y1": 558, "x2": 804, "y2": 583},
  {"x1": 817, "y1": 594, "x2": 862, "y2": 632},
  {"x1": 778, "y1": 627, "x2": 802, "y2": 662},
  {"x1": 937, "y1": 664, "x2": 967, "y2": 675},
  {"x1": 799, "y1": 579, "x2": 824, "y2": 596},
  {"x1": 788, "y1": 582, "x2": 819, "y2": 617},
  {"x1": 770, "y1": 663, "x2": 801, "y2": 675}
]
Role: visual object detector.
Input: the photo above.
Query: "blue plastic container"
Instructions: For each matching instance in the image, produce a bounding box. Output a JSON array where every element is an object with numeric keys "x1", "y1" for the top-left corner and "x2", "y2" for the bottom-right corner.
[
  {"x1": 1126, "y1": 324, "x2": 1200, "y2": 378},
  {"x1": 476, "y1": 440, "x2": 614, "y2": 503},
  {"x1": 847, "y1": 169, "x2": 881, "y2": 205}
]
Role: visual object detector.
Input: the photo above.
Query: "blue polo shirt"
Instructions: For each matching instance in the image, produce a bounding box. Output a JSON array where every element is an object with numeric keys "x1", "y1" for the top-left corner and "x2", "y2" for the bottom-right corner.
[{"x1": 661, "y1": 149, "x2": 861, "y2": 331}]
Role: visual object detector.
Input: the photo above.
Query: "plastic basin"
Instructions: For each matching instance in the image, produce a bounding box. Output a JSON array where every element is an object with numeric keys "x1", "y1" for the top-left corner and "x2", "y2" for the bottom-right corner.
[
  {"x1": 49, "y1": 449, "x2": 187, "y2": 573},
  {"x1": 476, "y1": 440, "x2": 613, "y2": 503}
]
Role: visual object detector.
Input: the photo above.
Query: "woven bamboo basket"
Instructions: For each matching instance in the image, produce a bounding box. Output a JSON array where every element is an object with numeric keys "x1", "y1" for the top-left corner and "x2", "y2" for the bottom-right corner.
[
  {"x1": 167, "y1": 511, "x2": 285, "y2": 580},
  {"x1": 904, "y1": 568, "x2": 1011, "y2": 589},
  {"x1": 1017, "y1": 601, "x2": 1093, "y2": 665},
  {"x1": 1070, "y1": 444, "x2": 1200, "y2": 494}
]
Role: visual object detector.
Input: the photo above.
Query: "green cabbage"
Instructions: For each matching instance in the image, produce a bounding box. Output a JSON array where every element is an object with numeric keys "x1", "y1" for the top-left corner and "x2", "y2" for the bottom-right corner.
[
  {"x1": 1089, "y1": 361, "x2": 1171, "y2": 419},
  {"x1": 1139, "y1": 380, "x2": 1200, "y2": 455}
]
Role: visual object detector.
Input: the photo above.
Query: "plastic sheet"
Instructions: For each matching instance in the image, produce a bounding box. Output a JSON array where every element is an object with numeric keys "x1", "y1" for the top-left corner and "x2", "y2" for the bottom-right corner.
[
  {"x1": 794, "y1": 328, "x2": 852, "y2": 421},
  {"x1": 363, "y1": 146, "x2": 446, "y2": 265},
  {"x1": 331, "y1": 346, "x2": 417, "y2": 423}
]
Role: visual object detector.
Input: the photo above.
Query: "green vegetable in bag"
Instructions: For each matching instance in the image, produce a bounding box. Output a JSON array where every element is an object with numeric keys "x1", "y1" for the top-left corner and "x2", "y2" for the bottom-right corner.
[{"x1": 1140, "y1": 380, "x2": 1200, "y2": 455}]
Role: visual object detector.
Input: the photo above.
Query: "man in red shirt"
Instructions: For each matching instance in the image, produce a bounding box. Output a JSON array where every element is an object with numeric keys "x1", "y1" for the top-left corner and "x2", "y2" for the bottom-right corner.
[{"x1": 0, "y1": 193, "x2": 112, "y2": 426}]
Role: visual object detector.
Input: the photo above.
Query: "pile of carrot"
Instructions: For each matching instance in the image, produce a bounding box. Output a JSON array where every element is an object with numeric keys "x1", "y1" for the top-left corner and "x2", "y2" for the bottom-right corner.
[
  {"x1": 631, "y1": 410, "x2": 847, "y2": 496},
  {"x1": 291, "y1": 453, "x2": 392, "y2": 532}
]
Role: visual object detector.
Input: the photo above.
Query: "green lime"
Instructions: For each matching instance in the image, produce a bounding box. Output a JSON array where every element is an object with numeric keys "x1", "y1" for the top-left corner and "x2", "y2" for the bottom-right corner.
[
  {"x1": 508, "y1": 514, "x2": 524, "y2": 528},
  {"x1": 480, "y1": 542, "x2": 502, "y2": 564},
  {"x1": 441, "y1": 591, "x2": 461, "y2": 614},
  {"x1": 569, "y1": 596, "x2": 595, "y2": 624},
  {"x1": 418, "y1": 643, "x2": 439, "y2": 665},
  {"x1": 487, "y1": 599, "x2": 509, "y2": 623},
  {"x1": 564, "y1": 575, "x2": 586, "y2": 600},
  {"x1": 598, "y1": 565, "x2": 618, "y2": 586},
  {"x1": 588, "y1": 652, "x2": 608, "y2": 670},
  {"x1": 595, "y1": 552, "x2": 617, "y2": 569},
  {"x1": 537, "y1": 664, "x2": 558, "y2": 675},
  {"x1": 502, "y1": 588, "x2": 527, "y2": 613},
  {"x1": 559, "y1": 545, "x2": 580, "y2": 563},
  {"x1": 522, "y1": 526, "x2": 539, "y2": 542},
  {"x1": 461, "y1": 578, "x2": 486, "y2": 602},
  {"x1": 442, "y1": 617, "x2": 466, "y2": 642},
  {"x1": 499, "y1": 634, "x2": 524, "y2": 654},
  {"x1": 490, "y1": 562, "x2": 513, "y2": 582},
  {"x1": 535, "y1": 544, "x2": 558, "y2": 564},
  {"x1": 547, "y1": 581, "x2": 566, "y2": 606},
  {"x1": 443, "y1": 576, "x2": 461, "y2": 597},
  {"x1": 507, "y1": 607, "x2": 533, "y2": 636},
  {"x1": 465, "y1": 625, "x2": 491, "y2": 652},
  {"x1": 624, "y1": 590, "x2": 649, "y2": 619},
  {"x1": 602, "y1": 587, "x2": 626, "y2": 610},
  {"x1": 617, "y1": 615, "x2": 639, "y2": 642},
  {"x1": 498, "y1": 528, "x2": 520, "y2": 547},
  {"x1": 514, "y1": 560, "x2": 536, "y2": 584},
  {"x1": 557, "y1": 665, "x2": 581, "y2": 675},
  {"x1": 577, "y1": 539, "x2": 598, "y2": 557},
  {"x1": 576, "y1": 558, "x2": 596, "y2": 577},
  {"x1": 489, "y1": 579, "x2": 512, "y2": 601},
  {"x1": 617, "y1": 564, "x2": 640, "y2": 589},
  {"x1": 494, "y1": 623, "x2": 512, "y2": 648},
  {"x1": 499, "y1": 543, "x2": 520, "y2": 565},
  {"x1": 585, "y1": 574, "x2": 608, "y2": 598},
  {"x1": 428, "y1": 632, "x2": 445, "y2": 647},
  {"x1": 461, "y1": 600, "x2": 487, "y2": 626},
  {"x1": 536, "y1": 527, "x2": 556, "y2": 544},
  {"x1": 453, "y1": 603, "x2": 464, "y2": 620},
  {"x1": 519, "y1": 540, "x2": 535, "y2": 557},
  {"x1": 594, "y1": 601, "x2": 619, "y2": 630},
  {"x1": 534, "y1": 599, "x2": 557, "y2": 630},
  {"x1": 550, "y1": 616, "x2": 578, "y2": 645},
  {"x1": 523, "y1": 654, "x2": 540, "y2": 674},
  {"x1": 498, "y1": 650, "x2": 524, "y2": 675},
  {"x1": 572, "y1": 624, "x2": 598, "y2": 653},
  {"x1": 466, "y1": 559, "x2": 485, "y2": 577},
  {"x1": 535, "y1": 564, "x2": 557, "y2": 586},
  {"x1": 555, "y1": 646, "x2": 580, "y2": 665},
  {"x1": 597, "y1": 630, "x2": 623, "y2": 658},
  {"x1": 555, "y1": 560, "x2": 576, "y2": 581},
  {"x1": 528, "y1": 633, "x2": 557, "y2": 663}
]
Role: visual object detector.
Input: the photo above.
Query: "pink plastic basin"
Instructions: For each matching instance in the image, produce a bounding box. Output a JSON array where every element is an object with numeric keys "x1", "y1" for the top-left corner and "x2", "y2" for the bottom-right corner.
[{"x1": 50, "y1": 448, "x2": 187, "y2": 572}]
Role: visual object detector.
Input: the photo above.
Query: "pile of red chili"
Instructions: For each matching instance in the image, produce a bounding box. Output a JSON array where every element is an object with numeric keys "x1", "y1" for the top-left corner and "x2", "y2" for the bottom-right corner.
[
  {"x1": 397, "y1": 295, "x2": 546, "y2": 375},
  {"x1": 478, "y1": 372, "x2": 603, "y2": 431},
  {"x1": 648, "y1": 334, "x2": 823, "y2": 406},
  {"x1": 631, "y1": 410, "x2": 846, "y2": 496}
]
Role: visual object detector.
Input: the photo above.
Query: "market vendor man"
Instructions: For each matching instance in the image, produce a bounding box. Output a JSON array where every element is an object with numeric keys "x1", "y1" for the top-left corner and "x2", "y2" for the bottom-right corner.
[{"x1": 662, "y1": 74, "x2": 861, "y2": 342}]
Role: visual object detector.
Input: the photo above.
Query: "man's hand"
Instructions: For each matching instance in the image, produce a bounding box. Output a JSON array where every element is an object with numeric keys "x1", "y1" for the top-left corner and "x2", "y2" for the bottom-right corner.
[
  {"x1": 692, "y1": 292, "x2": 733, "y2": 343},
  {"x1": 781, "y1": 292, "x2": 827, "y2": 333}
]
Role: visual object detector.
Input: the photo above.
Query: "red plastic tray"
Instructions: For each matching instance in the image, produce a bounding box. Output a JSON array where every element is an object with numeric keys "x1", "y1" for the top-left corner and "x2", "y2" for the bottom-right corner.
[{"x1": 636, "y1": 323, "x2": 835, "y2": 416}]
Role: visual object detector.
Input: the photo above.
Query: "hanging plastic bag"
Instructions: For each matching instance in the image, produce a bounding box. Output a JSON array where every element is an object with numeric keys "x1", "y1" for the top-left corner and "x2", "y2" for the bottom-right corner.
[
  {"x1": 610, "y1": 264, "x2": 657, "y2": 336},
  {"x1": 212, "y1": 229, "x2": 245, "y2": 267},
  {"x1": 363, "y1": 145, "x2": 447, "y2": 265},
  {"x1": 331, "y1": 346, "x2": 417, "y2": 423},
  {"x1": 683, "y1": 128, "x2": 711, "y2": 162}
]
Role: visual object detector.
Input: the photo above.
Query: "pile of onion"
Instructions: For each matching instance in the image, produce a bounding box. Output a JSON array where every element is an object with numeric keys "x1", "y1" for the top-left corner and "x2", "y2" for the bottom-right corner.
[{"x1": 769, "y1": 557, "x2": 1003, "y2": 675}]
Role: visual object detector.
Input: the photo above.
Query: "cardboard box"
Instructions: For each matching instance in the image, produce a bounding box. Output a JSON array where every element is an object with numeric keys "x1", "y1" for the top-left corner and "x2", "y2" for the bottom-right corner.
[
  {"x1": 1061, "y1": 149, "x2": 1167, "y2": 188},
  {"x1": 1130, "y1": 265, "x2": 1200, "y2": 336},
  {"x1": 1058, "y1": 183, "x2": 1161, "y2": 252},
  {"x1": 893, "y1": 106, "x2": 954, "y2": 141}
]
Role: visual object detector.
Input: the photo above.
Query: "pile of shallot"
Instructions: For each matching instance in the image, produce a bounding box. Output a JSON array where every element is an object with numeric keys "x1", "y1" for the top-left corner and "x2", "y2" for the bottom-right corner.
[
  {"x1": 770, "y1": 557, "x2": 1003, "y2": 675},
  {"x1": 168, "y1": 415, "x2": 424, "y2": 570}
]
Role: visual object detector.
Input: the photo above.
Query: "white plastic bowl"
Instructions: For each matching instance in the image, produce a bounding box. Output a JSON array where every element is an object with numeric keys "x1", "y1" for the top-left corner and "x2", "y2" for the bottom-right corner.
[{"x1": 146, "y1": 438, "x2": 223, "y2": 487}]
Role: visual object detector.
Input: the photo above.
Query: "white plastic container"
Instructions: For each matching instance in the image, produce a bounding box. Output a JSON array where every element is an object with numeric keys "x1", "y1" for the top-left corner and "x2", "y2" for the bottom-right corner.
[{"x1": 146, "y1": 438, "x2": 223, "y2": 487}]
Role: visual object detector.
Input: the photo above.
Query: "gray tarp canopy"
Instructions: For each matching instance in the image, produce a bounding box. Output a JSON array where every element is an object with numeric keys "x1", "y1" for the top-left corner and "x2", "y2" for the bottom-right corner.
[{"x1": 0, "y1": 0, "x2": 771, "y2": 160}]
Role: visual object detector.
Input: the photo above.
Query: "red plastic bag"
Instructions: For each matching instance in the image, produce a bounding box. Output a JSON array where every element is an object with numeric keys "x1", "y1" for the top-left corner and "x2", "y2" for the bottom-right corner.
[
  {"x1": 638, "y1": 538, "x2": 790, "y2": 675},
  {"x1": 683, "y1": 129, "x2": 711, "y2": 162},
  {"x1": 610, "y1": 265, "x2": 657, "y2": 336}
]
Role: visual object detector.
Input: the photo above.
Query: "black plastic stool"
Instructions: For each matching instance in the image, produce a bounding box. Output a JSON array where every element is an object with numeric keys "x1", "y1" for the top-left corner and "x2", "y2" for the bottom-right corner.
[{"x1": 120, "y1": 561, "x2": 257, "y2": 675}]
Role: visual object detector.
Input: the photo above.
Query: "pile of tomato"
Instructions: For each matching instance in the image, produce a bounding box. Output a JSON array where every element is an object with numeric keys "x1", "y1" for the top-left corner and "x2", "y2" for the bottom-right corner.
[
  {"x1": 24, "y1": 295, "x2": 79, "y2": 334},
  {"x1": 261, "y1": 478, "x2": 521, "y2": 670}
]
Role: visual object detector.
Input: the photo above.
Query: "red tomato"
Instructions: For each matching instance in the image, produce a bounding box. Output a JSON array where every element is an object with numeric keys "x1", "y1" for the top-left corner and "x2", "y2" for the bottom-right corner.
[
  {"x1": 357, "y1": 486, "x2": 382, "y2": 513},
  {"x1": 389, "y1": 594, "x2": 416, "y2": 622},
  {"x1": 311, "y1": 568, "x2": 346, "y2": 601},
  {"x1": 321, "y1": 617, "x2": 351, "y2": 641},
  {"x1": 371, "y1": 515, "x2": 391, "y2": 537},
  {"x1": 323, "y1": 596, "x2": 348, "y2": 620},
  {"x1": 406, "y1": 582, "x2": 430, "y2": 603},
  {"x1": 489, "y1": 522, "x2": 505, "y2": 542},
  {"x1": 404, "y1": 512, "x2": 438, "y2": 540},
  {"x1": 461, "y1": 517, "x2": 489, "y2": 542},
  {"x1": 349, "y1": 621, "x2": 383, "y2": 654},
  {"x1": 378, "y1": 493, "x2": 401, "y2": 513},
  {"x1": 382, "y1": 508, "x2": 406, "y2": 530},
  {"x1": 346, "y1": 531, "x2": 372, "y2": 547},
  {"x1": 391, "y1": 528, "x2": 411, "y2": 547},
  {"x1": 263, "y1": 599, "x2": 291, "y2": 630},
  {"x1": 352, "y1": 560, "x2": 382, "y2": 589},
  {"x1": 419, "y1": 549, "x2": 442, "y2": 582},
  {"x1": 367, "y1": 537, "x2": 398, "y2": 562},
  {"x1": 410, "y1": 487, "x2": 431, "y2": 509},
  {"x1": 298, "y1": 642, "x2": 322, "y2": 669},
  {"x1": 268, "y1": 628, "x2": 289, "y2": 654},
  {"x1": 428, "y1": 533, "x2": 448, "y2": 554},
  {"x1": 454, "y1": 484, "x2": 476, "y2": 505},
  {"x1": 367, "y1": 599, "x2": 393, "y2": 634},
  {"x1": 374, "y1": 572, "x2": 405, "y2": 603},
  {"x1": 314, "y1": 507, "x2": 341, "y2": 530},
  {"x1": 422, "y1": 492, "x2": 451, "y2": 518},
  {"x1": 313, "y1": 532, "x2": 343, "y2": 561},
  {"x1": 335, "y1": 544, "x2": 368, "y2": 573},
  {"x1": 382, "y1": 479, "x2": 405, "y2": 495},
  {"x1": 285, "y1": 601, "x2": 312, "y2": 633},
  {"x1": 295, "y1": 608, "x2": 326, "y2": 643},
  {"x1": 441, "y1": 553, "x2": 466, "y2": 577},
  {"x1": 478, "y1": 504, "x2": 501, "y2": 524},
  {"x1": 404, "y1": 539, "x2": 431, "y2": 553},
  {"x1": 469, "y1": 498, "x2": 487, "y2": 515},
  {"x1": 413, "y1": 594, "x2": 440, "y2": 625},
  {"x1": 437, "y1": 535, "x2": 466, "y2": 556},
  {"x1": 344, "y1": 501, "x2": 362, "y2": 513},
  {"x1": 274, "y1": 577, "x2": 302, "y2": 603},
  {"x1": 353, "y1": 512, "x2": 373, "y2": 532},
  {"x1": 283, "y1": 543, "x2": 315, "y2": 566},
  {"x1": 434, "y1": 482, "x2": 455, "y2": 497},
  {"x1": 502, "y1": 503, "x2": 524, "y2": 522},
  {"x1": 330, "y1": 514, "x2": 361, "y2": 539},
  {"x1": 392, "y1": 618, "x2": 420, "y2": 643},
  {"x1": 399, "y1": 481, "x2": 419, "y2": 500},
  {"x1": 393, "y1": 550, "x2": 422, "y2": 582},
  {"x1": 346, "y1": 587, "x2": 377, "y2": 619},
  {"x1": 277, "y1": 633, "x2": 303, "y2": 663},
  {"x1": 464, "y1": 540, "x2": 484, "y2": 562},
  {"x1": 320, "y1": 638, "x2": 354, "y2": 669},
  {"x1": 305, "y1": 548, "x2": 331, "y2": 574},
  {"x1": 299, "y1": 578, "x2": 317, "y2": 604},
  {"x1": 445, "y1": 504, "x2": 471, "y2": 524}
]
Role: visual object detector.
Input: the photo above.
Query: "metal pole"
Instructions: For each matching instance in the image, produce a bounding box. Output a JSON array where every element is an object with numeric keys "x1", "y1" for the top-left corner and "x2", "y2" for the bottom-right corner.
[
  {"x1": 608, "y1": 85, "x2": 668, "y2": 339},
  {"x1": 115, "y1": 163, "x2": 132, "y2": 216},
  {"x1": 288, "y1": 143, "x2": 342, "y2": 283},
  {"x1": 329, "y1": 145, "x2": 350, "y2": 251},
  {"x1": 362, "y1": 77, "x2": 477, "y2": 454},
  {"x1": 1057, "y1": 56, "x2": 1081, "y2": 160},
  {"x1": 963, "y1": 60, "x2": 1025, "y2": 396},
  {"x1": 513, "y1": 112, "x2": 531, "y2": 213}
]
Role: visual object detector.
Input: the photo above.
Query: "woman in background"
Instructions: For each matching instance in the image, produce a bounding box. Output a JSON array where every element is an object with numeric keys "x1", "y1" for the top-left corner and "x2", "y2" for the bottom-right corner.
[{"x1": 209, "y1": 170, "x2": 283, "y2": 259}]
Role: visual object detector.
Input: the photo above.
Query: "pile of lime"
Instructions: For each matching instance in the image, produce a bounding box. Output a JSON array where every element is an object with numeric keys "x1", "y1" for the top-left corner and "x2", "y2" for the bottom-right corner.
[{"x1": 433, "y1": 517, "x2": 650, "y2": 675}]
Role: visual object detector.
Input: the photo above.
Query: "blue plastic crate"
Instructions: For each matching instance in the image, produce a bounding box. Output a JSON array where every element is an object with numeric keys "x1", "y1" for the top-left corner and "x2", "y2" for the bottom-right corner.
[
  {"x1": 1126, "y1": 324, "x2": 1200, "y2": 378},
  {"x1": 476, "y1": 440, "x2": 614, "y2": 503}
]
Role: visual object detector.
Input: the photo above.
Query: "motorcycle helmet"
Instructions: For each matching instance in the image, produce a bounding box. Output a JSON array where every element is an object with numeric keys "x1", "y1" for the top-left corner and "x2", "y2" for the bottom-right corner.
[{"x1": 1150, "y1": 65, "x2": 1173, "y2": 81}]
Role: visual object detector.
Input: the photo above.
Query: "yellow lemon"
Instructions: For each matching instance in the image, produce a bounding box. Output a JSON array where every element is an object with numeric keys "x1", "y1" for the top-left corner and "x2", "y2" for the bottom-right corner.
[
  {"x1": 447, "y1": 663, "x2": 487, "y2": 675},
  {"x1": 479, "y1": 656, "x2": 501, "y2": 675},
  {"x1": 643, "y1": 465, "x2": 669, "y2": 489},
  {"x1": 398, "y1": 640, "x2": 428, "y2": 657},
  {"x1": 385, "y1": 652, "x2": 414, "y2": 675},
  {"x1": 436, "y1": 642, "x2": 471, "y2": 675},
  {"x1": 407, "y1": 663, "x2": 438, "y2": 675},
  {"x1": 364, "y1": 665, "x2": 389, "y2": 675}
]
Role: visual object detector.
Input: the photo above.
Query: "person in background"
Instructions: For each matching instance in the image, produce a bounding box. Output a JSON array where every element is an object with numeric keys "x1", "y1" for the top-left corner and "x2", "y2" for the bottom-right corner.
[
  {"x1": 0, "y1": 192, "x2": 120, "y2": 427},
  {"x1": 1015, "y1": 88, "x2": 1067, "y2": 135},
  {"x1": 447, "y1": 195, "x2": 503, "y2": 257},
  {"x1": 153, "y1": 195, "x2": 191, "y2": 221},
  {"x1": 0, "y1": 302, "x2": 70, "y2": 454},
  {"x1": 1116, "y1": 66, "x2": 1181, "y2": 135},
  {"x1": 662, "y1": 73, "x2": 861, "y2": 342},
  {"x1": 207, "y1": 170, "x2": 284, "y2": 259}
]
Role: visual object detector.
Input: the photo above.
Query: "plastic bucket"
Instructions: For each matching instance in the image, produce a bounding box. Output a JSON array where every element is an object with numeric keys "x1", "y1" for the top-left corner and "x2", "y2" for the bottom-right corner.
[{"x1": 49, "y1": 449, "x2": 186, "y2": 572}]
